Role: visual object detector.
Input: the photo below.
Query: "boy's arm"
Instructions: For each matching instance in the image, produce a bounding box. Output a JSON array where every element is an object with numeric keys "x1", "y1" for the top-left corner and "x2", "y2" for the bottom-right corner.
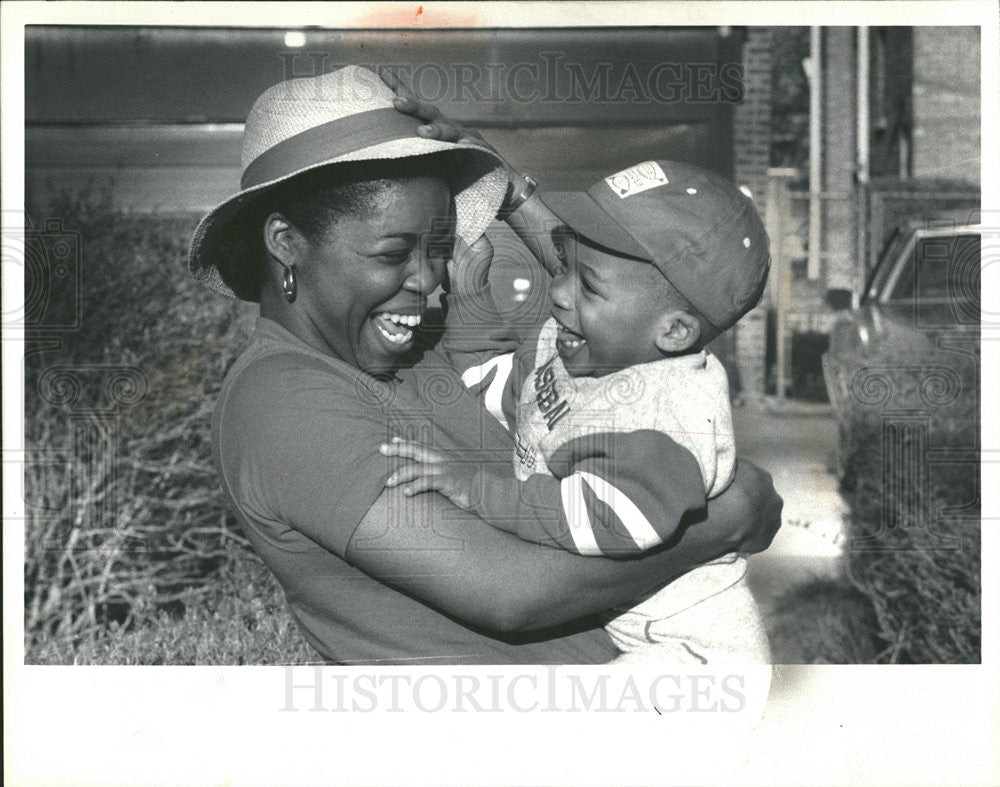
[
  {"x1": 502, "y1": 180, "x2": 567, "y2": 278},
  {"x1": 385, "y1": 428, "x2": 706, "y2": 558},
  {"x1": 474, "y1": 429, "x2": 706, "y2": 557},
  {"x1": 441, "y1": 237, "x2": 534, "y2": 431},
  {"x1": 380, "y1": 67, "x2": 565, "y2": 280}
]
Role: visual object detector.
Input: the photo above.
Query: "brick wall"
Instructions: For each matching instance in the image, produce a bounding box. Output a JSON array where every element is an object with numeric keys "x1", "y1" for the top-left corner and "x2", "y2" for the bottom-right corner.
[
  {"x1": 732, "y1": 27, "x2": 774, "y2": 398},
  {"x1": 734, "y1": 27, "x2": 774, "y2": 220},
  {"x1": 912, "y1": 27, "x2": 980, "y2": 184}
]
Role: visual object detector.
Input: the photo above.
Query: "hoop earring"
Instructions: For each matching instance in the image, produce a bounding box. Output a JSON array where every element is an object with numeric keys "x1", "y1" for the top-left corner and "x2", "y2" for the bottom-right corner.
[{"x1": 281, "y1": 264, "x2": 297, "y2": 303}]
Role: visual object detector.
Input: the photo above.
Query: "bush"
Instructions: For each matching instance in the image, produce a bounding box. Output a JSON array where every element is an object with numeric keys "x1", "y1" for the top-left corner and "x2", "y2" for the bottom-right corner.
[
  {"x1": 23, "y1": 184, "x2": 312, "y2": 663},
  {"x1": 768, "y1": 579, "x2": 882, "y2": 664},
  {"x1": 838, "y1": 348, "x2": 980, "y2": 663},
  {"x1": 28, "y1": 545, "x2": 315, "y2": 665}
]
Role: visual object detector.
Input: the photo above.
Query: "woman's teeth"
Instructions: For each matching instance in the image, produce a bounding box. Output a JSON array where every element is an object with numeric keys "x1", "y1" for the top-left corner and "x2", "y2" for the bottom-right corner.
[
  {"x1": 374, "y1": 312, "x2": 422, "y2": 346},
  {"x1": 384, "y1": 312, "x2": 422, "y2": 327}
]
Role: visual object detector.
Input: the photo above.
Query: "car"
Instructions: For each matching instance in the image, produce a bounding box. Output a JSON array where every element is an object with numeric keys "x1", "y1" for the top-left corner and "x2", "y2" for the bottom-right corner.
[{"x1": 822, "y1": 222, "x2": 981, "y2": 478}]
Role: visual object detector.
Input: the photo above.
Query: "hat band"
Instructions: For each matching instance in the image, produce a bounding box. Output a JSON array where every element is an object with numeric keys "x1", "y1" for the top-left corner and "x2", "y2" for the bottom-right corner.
[{"x1": 240, "y1": 107, "x2": 424, "y2": 190}]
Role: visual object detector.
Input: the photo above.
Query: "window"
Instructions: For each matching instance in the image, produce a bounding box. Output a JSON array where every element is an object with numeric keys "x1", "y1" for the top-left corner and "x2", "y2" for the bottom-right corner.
[{"x1": 886, "y1": 233, "x2": 980, "y2": 304}]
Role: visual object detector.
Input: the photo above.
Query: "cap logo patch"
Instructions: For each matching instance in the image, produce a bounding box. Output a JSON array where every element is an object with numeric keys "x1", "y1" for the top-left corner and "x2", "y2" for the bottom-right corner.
[{"x1": 604, "y1": 161, "x2": 668, "y2": 199}]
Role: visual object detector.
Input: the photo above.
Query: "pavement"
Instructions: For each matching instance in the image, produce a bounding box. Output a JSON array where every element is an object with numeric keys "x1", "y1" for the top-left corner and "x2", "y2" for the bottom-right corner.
[
  {"x1": 734, "y1": 398, "x2": 850, "y2": 657},
  {"x1": 667, "y1": 400, "x2": 994, "y2": 784}
]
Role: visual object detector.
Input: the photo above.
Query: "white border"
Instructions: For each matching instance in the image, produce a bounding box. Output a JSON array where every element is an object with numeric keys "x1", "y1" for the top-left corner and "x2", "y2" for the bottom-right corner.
[{"x1": 4, "y1": 3, "x2": 999, "y2": 785}]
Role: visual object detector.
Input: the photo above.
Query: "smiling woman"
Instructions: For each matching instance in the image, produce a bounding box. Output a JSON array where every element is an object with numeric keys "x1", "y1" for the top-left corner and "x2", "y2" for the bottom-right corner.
[
  {"x1": 189, "y1": 65, "x2": 782, "y2": 664},
  {"x1": 273, "y1": 174, "x2": 451, "y2": 372},
  {"x1": 258, "y1": 164, "x2": 456, "y2": 374}
]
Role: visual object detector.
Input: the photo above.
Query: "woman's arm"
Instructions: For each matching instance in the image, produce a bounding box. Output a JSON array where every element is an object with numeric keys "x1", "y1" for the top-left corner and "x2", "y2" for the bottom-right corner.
[{"x1": 346, "y1": 457, "x2": 781, "y2": 633}]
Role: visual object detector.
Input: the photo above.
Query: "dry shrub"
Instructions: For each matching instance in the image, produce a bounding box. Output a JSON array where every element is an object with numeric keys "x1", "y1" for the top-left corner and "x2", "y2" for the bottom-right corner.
[
  {"x1": 839, "y1": 346, "x2": 980, "y2": 663},
  {"x1": 768, "y1": 578, "x2": 882, "y2": 664},
  {"x1": 22, "y1": 185, "x2": 296, "y2": 661},
  {"x1": 28, "y1": 545, "x2": 316, "y2": 665}
]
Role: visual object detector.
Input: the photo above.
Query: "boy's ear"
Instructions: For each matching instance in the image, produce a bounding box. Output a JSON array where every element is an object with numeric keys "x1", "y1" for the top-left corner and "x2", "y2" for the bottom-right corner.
[
  {"x1": 263, "y1": 212, "x2": 305, "y2": 267},
  {"x1": 654, "y1": 310, "x2": 701, "y2": 354}
]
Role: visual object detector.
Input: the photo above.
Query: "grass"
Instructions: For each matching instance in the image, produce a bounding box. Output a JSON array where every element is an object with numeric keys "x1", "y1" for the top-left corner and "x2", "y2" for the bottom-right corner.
[
  {"x1": 842, "y1": 390, "x2": 981, "y2": 663},
  {"x1": 767, "y1": 578, "x2": 882, "y2": 664},
  {"x1": 23, "y1": 184, "x2": 318, "y2": 664},
  {"x1": 29, "y1": 546, "x2": 316, "y2": 665},
  {"x1": 780, "y1": 346, "x2": 981, "y2": 664}
]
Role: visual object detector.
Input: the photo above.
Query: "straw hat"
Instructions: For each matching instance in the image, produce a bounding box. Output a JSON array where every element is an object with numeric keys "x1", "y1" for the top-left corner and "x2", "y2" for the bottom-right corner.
[{"x1": 189, "y1": 65, "x2": 507, "y2": 299}]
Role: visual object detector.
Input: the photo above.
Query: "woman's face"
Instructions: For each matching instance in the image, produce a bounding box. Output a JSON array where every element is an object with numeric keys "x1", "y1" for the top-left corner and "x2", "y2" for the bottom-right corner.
[{"x1": 296, "y1": 176, "x2": 454, "y2": 375}]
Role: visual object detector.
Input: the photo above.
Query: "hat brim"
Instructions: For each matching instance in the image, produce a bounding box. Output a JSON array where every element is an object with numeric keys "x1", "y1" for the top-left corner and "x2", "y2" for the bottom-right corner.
[
  {"x1": 544, "y1": 192, "x2": 652, "y2": 261},
  {"x1": 189, "y1": 135, "x2": 506, "y2": 300}
]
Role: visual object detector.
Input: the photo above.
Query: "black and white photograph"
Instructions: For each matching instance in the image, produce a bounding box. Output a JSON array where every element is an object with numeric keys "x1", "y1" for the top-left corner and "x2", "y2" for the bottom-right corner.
[{"x1": 4, "y1": 2, "x2": 998, "y2": 785}]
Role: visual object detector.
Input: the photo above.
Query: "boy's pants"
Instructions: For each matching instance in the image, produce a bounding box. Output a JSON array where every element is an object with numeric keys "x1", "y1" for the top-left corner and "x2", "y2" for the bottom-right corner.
[{"x1": 605, "y1": 554, "x2": 771, "y2": 665}]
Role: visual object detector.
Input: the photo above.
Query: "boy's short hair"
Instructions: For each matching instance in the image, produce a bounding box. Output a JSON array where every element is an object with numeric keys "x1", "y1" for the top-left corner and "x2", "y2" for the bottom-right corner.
[{"x1": 545, "y1": 160, "x2": 771, "y2": 333}]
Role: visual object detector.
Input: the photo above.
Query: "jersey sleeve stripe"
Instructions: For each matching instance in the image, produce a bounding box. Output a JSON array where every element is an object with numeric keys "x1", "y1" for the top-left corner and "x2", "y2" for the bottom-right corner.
[
  {"x1": 460, "y1": 353, "x2": 514, "y2": 430},
  {"x1": 575, "y1": 470, "x2": 663, "y2": 551},
  {"x1": 559, "y1": 473, "x2": 604, "y2": 555}
]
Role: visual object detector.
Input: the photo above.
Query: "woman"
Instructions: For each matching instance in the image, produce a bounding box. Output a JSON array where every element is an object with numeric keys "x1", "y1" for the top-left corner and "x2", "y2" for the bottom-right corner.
[{"x1": 188, "y1": 65, "x2": 781, "y2": 664}]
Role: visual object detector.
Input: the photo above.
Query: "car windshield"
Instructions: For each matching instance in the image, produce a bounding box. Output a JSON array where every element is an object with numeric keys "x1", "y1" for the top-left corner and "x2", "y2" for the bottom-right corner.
[
  {"x1": 865, "y1": 228, "x2": 910, "y2": 301},
  {"x1": 885, "y1": 233, "x2": 980, "y2": 303}
]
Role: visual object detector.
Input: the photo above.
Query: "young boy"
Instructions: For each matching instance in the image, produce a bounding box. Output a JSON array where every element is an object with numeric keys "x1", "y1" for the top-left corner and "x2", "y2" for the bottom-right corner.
[{"x1": 385, "y1": 160, "x2": 771, "y2": 664}]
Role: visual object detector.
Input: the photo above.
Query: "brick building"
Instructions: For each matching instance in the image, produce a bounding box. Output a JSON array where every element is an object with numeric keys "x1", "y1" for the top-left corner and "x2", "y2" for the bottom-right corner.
[
  {"x1": 732, "y1": 27, "x2": 774, "y2": 399},
  {"x1": 732, "y1": 26, "x2": 981, "y2": 400},
  {"x1": 911, "y1": 28, "x2": 981, "y2": 185},
  {"x1": 823, "y1": 26, "x2": 980, "y2": 299}
]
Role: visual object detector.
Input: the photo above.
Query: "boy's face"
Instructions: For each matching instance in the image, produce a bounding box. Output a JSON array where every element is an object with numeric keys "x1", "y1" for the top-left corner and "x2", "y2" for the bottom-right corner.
[{"x1": 548, "y1": 229, "x2": 674, "y2": 377}]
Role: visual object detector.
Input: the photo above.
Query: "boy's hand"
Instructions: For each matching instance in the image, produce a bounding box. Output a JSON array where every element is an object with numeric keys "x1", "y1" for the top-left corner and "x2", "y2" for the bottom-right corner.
[
  {"x1": 380, "y1": 438, "x2": 480, "y2": 510},
  {"x1": 378, "y1": 66, "x2": 499, "y2": 154}
]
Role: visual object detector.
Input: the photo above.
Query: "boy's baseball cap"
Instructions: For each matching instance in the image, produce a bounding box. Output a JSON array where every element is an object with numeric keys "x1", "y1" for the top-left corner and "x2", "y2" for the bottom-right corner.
[{"x1": 545, "y1": 160, "x2": 770, "y2": 332}]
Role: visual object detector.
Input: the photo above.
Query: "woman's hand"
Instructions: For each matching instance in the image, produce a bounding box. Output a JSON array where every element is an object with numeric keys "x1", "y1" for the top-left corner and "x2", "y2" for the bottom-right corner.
[
  {"x1": 720, "y1": 458, "x2": 783, "y2": 554},
  {"x1": 380, "y1": 438, "x2": 478, "y2": 510}
]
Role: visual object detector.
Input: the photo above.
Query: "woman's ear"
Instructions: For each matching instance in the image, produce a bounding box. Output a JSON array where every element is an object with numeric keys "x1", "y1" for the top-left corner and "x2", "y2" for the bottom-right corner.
[
  {"x1": 263, "y1": 212, "x2": 303, "y2": 267},
  {"x1": 654, "y1": 310, "x2": 701, "y2": 354}
]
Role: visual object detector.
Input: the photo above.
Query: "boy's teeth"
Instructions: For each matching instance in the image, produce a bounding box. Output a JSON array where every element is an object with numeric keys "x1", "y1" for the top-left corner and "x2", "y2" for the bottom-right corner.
[{"x1": 557, "y1": 325, "x2": 585, "y2": 349}]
